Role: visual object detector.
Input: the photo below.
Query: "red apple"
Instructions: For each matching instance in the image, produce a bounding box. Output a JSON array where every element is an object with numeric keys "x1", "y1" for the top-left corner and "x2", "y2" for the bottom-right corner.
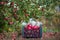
[
  {"x1": 12, "y1": 32, "x2": 17, "y2": 40},
  {"x1": 41, "y1": 7, "x2": 44, "y2": 11},
  {"x1": 14, "y1": 13, "x2": 17, "y2": 16},
  {"x1": 27, "y1": 24, "x2": 32, "y2": 27},
  {"x1": 33, "y1": 26, "x2": 39, "y2": 29},
  {"x1": 4, "y1": 17, "x2": 9, "y2": 20},
  {"x1": 26, "y1": 24, "x2": 32, "y2": 30},
  {"x1": 23, "y1": 9, "x2": 26, "y2": 13},
  {"x1": 10, "y1": 2, "x2": 14, "y2": 7},
  {"x1": 25, "y1": 14, "x2": 29, "y2": 17},
  {"x1": 8, "y1": 21, "x2": 14, "y2": 25},
  {"x1": 0, "y1": 2, "x2": 4, "y2": 5},
  {"x1": 13, "y1": 8, "x2": 17, "y2": 12}
]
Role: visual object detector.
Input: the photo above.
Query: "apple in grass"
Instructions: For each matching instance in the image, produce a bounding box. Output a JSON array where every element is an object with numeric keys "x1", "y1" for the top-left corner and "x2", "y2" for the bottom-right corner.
[
  {"x1": 10, "y1": 2, "x2": 14, "y2": 7},
  {"x1": 13, "y1": 13, "x2": 18, "y2": 18},
  {"x1": 14, "y1": 13, "x2": 17, "y2": 16},
  {"x1": 8, "y1": 21, "x2": 14, "y2": 25},
  {"x1": 46, "y1": 32, "x2": 54, "y2": 38},
  {"x1": 23, "y1": 9, "x2": 27, "y2": 13},
  {"x1": 13, "y1": 8, "x2": 17, "y2": 13},
  {"x1": 13, "y1": 13, "x2": 19, "y2": 20},
  {"x1": 41, "y1": 7, "x2": 45, "y2": 11},
  {"x1": 12, "y1": 32, "x2": 17, "y2": 40},
  {"x1": 48, "y1": 32, "x2": 54, "y2": 37},
  {"x1": 4, "y1": 17, "x2": 9, "y2": 20},
  {"x1": 25, "y1": 14, "x2": 29, "y2": 17},
  {"x1": 4, "y1": 17, "x2": 8, "y2": 20},
  {"x1": 0, "y1": 2, "x2": 5, "y2": 5}
]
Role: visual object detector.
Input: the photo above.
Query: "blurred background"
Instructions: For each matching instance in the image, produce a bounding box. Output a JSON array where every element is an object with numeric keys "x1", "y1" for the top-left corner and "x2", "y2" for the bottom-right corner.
[{"x1": 0, "y1": 0, "x2": 60, "y2": 40}]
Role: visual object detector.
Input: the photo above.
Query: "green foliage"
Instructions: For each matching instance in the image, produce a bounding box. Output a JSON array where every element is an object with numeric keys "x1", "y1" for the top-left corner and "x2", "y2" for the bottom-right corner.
[
  {"x1": 0, "y1": 0, "x2": 60, "y2": 32},
  {"x1": 43, "y1": 27, "x2": 47, "y2": 32}
]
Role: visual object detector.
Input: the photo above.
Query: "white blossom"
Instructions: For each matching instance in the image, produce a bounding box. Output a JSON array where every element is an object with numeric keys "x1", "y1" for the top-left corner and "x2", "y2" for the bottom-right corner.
[
  {"x1": 17, "y1": 6, "x2": 19, "y2": 10},
  {"x1": 30, "y1": 3, "x2": 35, "y2": 5},
  {"x1": 38, "y1": 8, "x2": 40, "y2": 10},
  {"x1": 43, "y1": 5, "x2": 46, "y2": 8},
  {"x1": 22, "y1": 22, "x2": 27, "y2": 26},
  {"x1": 14, "y1": 4, "x2": 17, "y2": 8},
  {"x1": 7, "y1": 2, "x2": 11, "y2": 6},
  {"x1": 39, "y1": 6, "x2": 43, "y2": 8},
  {"x1": 55, "y1": 6, "x2": 60, "y2": 12}
]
